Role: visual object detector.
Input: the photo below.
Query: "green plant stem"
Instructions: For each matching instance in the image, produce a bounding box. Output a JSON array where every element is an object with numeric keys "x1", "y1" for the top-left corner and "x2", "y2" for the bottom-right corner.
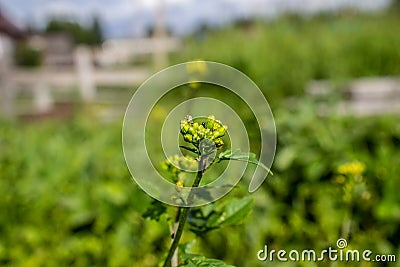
[
  {"x1": 341, "y1": 205, "x2": 352, "y2": 240},
  {"x1": 163, "y1": 158, "x2": 205, "y2": 267},
  {"x1": 171, "y1": 209, "x2": 181, "y2": 267}
]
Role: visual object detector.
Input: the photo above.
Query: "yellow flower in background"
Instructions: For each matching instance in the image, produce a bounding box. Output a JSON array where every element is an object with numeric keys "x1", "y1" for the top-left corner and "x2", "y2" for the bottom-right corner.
[
  {"x1": 334, "y1": 160, "x2": 370, "y2": 205},
  {"x1": 333, "y1": 175, "x2": 346, "y2": 184},
  {"x1": 176, "y1": 181, "x2": 184, "y2": 188},
  {"x1": 186, "y1": 60, "x2": 208, "y2": 75},
  {"x1": 362, "y1": 191, "x2": 371, "y2": 200},
  {"x1": 188, "y1": 79, "x2": 200, "y2": 89},
  {"x1": 337, "y1": 161, "x2": 366, "y2": 176},
  {"x1": 186, "y1": 60, "x2": 208, "y2": 89}
]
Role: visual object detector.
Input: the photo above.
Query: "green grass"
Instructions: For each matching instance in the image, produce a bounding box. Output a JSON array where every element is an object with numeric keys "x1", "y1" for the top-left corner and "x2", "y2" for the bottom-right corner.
[
  {"x1": 175, "y1": 10, "x2": 400, "y2": 103},
  {"x1": 1, "y1": 100, "x2": 400, "y2": 266}
]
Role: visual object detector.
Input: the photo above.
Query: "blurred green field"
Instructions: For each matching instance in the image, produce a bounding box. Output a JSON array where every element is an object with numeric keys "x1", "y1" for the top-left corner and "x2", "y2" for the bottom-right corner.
[
  {"x1": 176, "y1": 10, "x2": 400, "y2": 103},
  {"x1": 1, "y1": 9, "x2": 400, "y2": 267}
]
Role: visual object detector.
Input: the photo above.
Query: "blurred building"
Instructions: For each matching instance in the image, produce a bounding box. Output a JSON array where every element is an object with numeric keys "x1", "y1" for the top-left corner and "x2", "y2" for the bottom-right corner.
[
  {"x1": 0, "y1": 8, "x2": 24, "y2": 38},
  {"x1": 96, "y1": 37, "x2": 182, "y2": 67},
  {"x1": 0, "y1": 7, "x2": 25, "y2": 117},
  {"x1": 28, "y1": 33, "x2": 75, "y2": 68},
  {"x1": 0, "y1": 8, "x2": 25, "y2": 66}
]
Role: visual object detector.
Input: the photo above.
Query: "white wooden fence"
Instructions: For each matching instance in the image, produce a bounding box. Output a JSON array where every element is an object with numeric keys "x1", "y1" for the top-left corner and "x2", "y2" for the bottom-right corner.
[
  {"x1": 307, "y1": 77, "x2": 400, "y2": 116},
  {"x1": 0, "y1": 34, "x2": 183, "y2": 119},
  {"x1": 0, "y1": 44, "x2": 166, "y2": 118}
]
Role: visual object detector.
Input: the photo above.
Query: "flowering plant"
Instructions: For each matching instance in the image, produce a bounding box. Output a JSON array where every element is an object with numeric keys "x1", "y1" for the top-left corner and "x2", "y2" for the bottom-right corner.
[{"x1": 142, "y1": 115, "x2": 271, "y2": 267}]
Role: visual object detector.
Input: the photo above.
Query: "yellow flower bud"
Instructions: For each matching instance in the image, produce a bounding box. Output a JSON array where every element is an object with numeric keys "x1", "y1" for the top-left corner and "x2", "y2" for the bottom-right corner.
[
  {"x1": 184, "y1": 134, "x2": 193, "y2": 142},
  {"x1": 218, "y1": 126, "x2": 226, "y2": 135},
  {"x1": 206, "y1": 120, "x2": 214, "y2": 129},
  {"x1": 181, "y1": 124, "x2": 190, "y2": 134}
]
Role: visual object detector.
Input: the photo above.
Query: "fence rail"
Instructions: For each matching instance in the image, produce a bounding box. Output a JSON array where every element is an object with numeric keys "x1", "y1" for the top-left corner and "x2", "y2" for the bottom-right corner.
[
  {"x1": 1, "y1": 46, "x2": 152, "y2": 118},
  {"x1": 307, "y1": 77, "x2": 400, "y2": 116}
]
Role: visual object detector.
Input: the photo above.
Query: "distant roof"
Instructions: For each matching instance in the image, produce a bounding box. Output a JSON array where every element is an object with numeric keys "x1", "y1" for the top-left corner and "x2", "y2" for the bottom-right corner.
[{"x1": 0, "y1": 8, "x2": 25, "y2": 39}]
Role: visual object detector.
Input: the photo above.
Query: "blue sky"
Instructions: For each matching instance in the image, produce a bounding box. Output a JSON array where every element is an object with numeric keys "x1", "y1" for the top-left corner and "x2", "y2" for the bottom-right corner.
[{"x1": 0, "y1": 0, "x2": 391, "y2": 37}]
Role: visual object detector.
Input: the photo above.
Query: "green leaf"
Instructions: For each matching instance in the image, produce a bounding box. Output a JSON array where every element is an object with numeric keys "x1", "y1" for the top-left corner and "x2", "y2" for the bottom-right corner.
[
  {"x1": 207, "y1": 197, "x2": 253, "y2": 228},
  {"x1": 193, "y1": 185, "x2": 239, "y2": 203},
  {"x1": 194, "y1": 188, "x2": 213, "y2": 201},
  {"x1": 187, "y1": 197, "x2": 253, "y2": 234},
  {"x1": 179, "y1": 241, "x2": 196, "y2": 254},
  {"x1": 187, "y1": 208, "x2": 216, "y2": 234},
  {"x1": 180, "y1": 145, "x2": 199, "y2": 154},
  {"x1": 188, "y1": 260, "x2": 197, "y2": 267},
  {"x1": 141, "y1": 200, "x2": 167, "y2": 221},
  {"x1": 218, "y1": 149, "x2": 273, "y2": 175},
  {"x1": 180, "y1": 253, "x2": 235, "y2": 267}
]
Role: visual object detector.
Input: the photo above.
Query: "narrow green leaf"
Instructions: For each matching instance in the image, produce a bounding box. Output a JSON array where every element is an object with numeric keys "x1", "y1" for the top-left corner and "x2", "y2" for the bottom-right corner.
[
  {"x1": 180, "y1": 145, "x2": 199, "y2": 154},
  {"x1": 218, "y1": 149, "x2": 273, "y2": 175}
]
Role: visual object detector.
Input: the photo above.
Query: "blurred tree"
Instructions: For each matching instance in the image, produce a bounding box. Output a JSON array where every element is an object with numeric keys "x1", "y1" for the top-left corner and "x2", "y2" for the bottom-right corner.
[
  {"x1": 91, "y1": 15, "x2": 103, "y2": 45},
  {"x1": 392, "y1": 0, "x2": 400, "y2": 11},
  {"x1": 45, "y1": 16, "x2": 103, "y2": 46},
  {"x1": 14, "y1": 42, "x2": 42, "y2": 67}
]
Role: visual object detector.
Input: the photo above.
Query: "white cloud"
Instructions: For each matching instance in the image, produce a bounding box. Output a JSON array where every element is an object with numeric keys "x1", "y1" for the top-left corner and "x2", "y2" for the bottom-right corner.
[{"x1": 43, "y1": 1, "x2": 81, "y2": 16}]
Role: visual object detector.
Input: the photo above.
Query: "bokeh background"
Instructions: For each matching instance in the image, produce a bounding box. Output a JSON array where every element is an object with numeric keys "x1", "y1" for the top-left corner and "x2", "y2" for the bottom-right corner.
[{"x1": 1, "y1": 0, "x2": 400, "y2": 266}]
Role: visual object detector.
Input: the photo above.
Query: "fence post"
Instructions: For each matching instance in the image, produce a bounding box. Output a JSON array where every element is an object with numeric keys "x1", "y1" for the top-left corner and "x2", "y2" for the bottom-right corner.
[
  {"x1": 0, "y1": 35, "x2": 16, "y2": 118},
  {"x1": 75, "y1": 46, "x2": 96, "y2": 101},
  {"x1": 152, "y1": 0, "x2": 168, "y2": 70},
  {"x1": 0, "y1": 71, "x2": 15, "y2": 118},
  {"x1": 33, "y1": 82, "x2": 53, "y2": 112}
]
